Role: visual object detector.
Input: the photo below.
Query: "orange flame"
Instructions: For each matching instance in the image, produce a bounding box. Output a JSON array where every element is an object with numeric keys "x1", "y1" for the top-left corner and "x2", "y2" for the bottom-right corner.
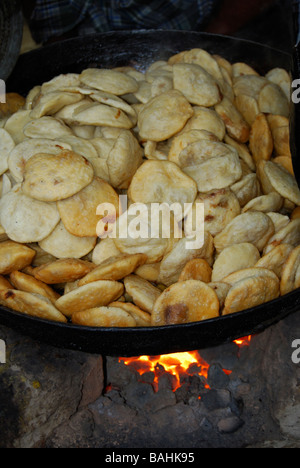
[
  {"x1": 119, "y1": 351, "x2": 211, "y2": 392},
  {"x1": 117, "y1": 336, "x2": 251, "y2": 394},
  {"x1": 233, "y1": 335, "x2": 252, "y2": 347}
]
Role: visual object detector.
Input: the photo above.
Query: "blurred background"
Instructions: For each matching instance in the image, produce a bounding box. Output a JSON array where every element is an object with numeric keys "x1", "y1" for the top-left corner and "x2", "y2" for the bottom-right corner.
[{"x1": 19, "y1": 0, "x2": 296, "y2": 53}]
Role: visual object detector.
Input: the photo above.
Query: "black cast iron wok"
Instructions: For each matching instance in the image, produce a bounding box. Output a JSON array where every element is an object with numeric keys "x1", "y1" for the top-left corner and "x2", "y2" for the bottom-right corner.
[{"x1": 2, "y1": 30, "x2": 300, "y2": 357}]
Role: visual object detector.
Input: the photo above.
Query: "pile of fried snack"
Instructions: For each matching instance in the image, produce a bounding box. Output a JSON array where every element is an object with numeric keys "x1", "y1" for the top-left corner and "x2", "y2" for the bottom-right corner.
[{"x1": 0, "y1": 47, "x2": 299, "y2": 328}]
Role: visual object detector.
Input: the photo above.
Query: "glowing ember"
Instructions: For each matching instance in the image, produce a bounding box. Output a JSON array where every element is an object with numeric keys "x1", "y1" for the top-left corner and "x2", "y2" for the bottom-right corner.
[
  {"x1": 234, "y1": 335, "x2": 252, "y2": 347},
  {"x1": 119, "y1": 351, "x2": 219, "y2": 393},
  {"x1": 119, "y1": 351, "x2": 211, "y2": 392},
  {"x1": 118, "y1": 336, "x2": 252, "y2": 394}
]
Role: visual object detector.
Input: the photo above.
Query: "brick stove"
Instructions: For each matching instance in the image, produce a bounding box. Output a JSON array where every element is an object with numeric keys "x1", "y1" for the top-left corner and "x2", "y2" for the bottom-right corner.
[{"x1": 1, "y1": 307, "x2": 299, "y2": 448}]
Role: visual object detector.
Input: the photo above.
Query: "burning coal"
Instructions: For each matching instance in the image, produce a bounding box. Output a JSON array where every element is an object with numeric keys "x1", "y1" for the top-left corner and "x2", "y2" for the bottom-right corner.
[{"x1": 118, "y1": 336, "x2": 251, "y2": 393}]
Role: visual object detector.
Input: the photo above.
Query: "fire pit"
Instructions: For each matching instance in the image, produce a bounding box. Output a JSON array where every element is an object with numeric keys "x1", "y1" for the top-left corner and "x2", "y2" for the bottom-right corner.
[{"x1": 0, "y1": 308, "x2": 299, "y2": 448}]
